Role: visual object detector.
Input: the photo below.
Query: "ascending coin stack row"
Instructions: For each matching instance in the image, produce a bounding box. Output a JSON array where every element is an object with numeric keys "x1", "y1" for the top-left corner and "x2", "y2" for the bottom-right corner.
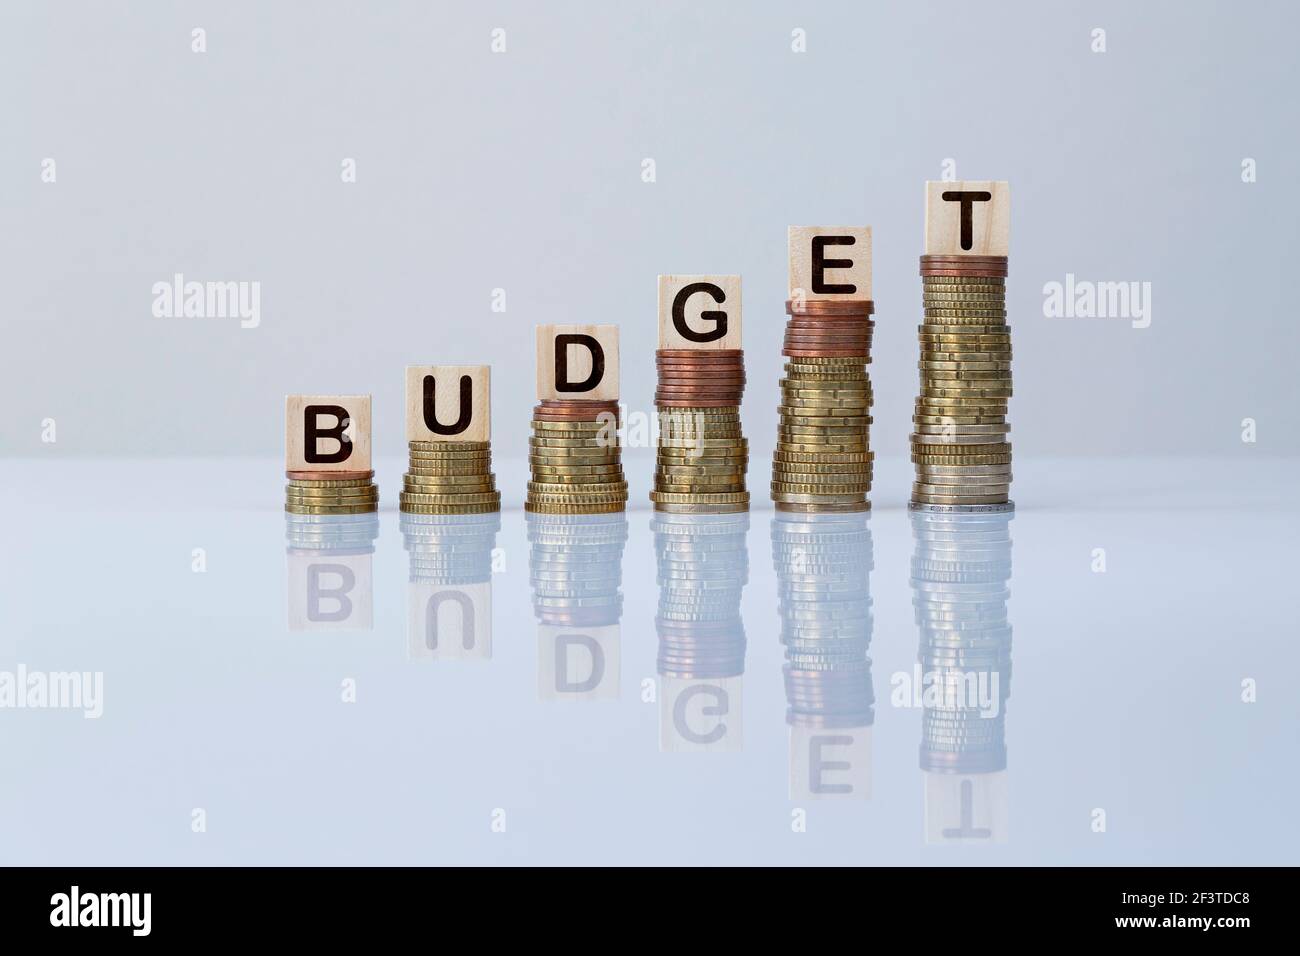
[
  {"x1": 653, "y1": 512, "x2": 749, "y2": 682},
  {"x1": 911, "y1": 509, "x2": 1013, "y2": 775},
  {"x1": 400, "y1": 440, "x2": 501, "y2": 514},
  {"x1": 771, "y1": 298, "x2": 875, "y2": 513},
  {"x1": 526, "y1": 400, "x2": 628, "y2": 514},
  {"x1": 652, "y1": 349, "x2": 749, "y2": 514},
  {"x1": 772, "y1": 511, "x2": 876, "y2": 730}
]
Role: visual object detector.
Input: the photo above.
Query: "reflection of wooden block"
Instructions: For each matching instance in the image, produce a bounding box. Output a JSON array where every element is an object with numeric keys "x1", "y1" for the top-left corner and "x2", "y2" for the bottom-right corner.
[
  {"x1": 657, "y1": 275, "x2": 742, "y2": 350},
  {"x1": 924, "y1": 771, "x2": 1008, "y2": 844},
  {"x1": 285, "y1": 395, "x2": 372, "y2": 472},
  {"x1": 404, "y1": 366, "x2": 490, "y2": 443},
  {"x1": 924, "y1": 181, "x2": 1010, "y2": 256},
  {"x1": 286, "y1": 551, "x2": 373, "y2": 631},
  {"x1": 659, "y1": 676, "x2": 743, "y2": 752},
  {"x1": 408, "y1": 581, "x2": 493, "y2": 660},
  {"x1": 536, "y1": 325, "x2": 619, "y2": 401},
  {"x1": 789, "y1": 724, "x2": 872, "y2": 801},
  {"x1": 537, "y1": 624, "x2": 620, "y2": 701},
  {"x1": 788, "y1": 226, "x2": 872, "y2": 301}
]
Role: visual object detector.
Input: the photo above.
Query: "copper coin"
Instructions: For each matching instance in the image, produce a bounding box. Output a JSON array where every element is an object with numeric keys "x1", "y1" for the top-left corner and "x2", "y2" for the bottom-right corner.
[
  {"x1": 785, "y1": 299, "x2": 875, "y2": 316},
  {"x1": 656, "y1": 349, "x2": 743, "y2": 359},
  {"x1": 655, "y1": 400, "x2": 743, "y2": 408},
  {"x1": 783, "y1": 348, "x2": 870, "y2": 358},
  {"x1": 286, "y1": 469, "x2": 374, "y2": 480}
]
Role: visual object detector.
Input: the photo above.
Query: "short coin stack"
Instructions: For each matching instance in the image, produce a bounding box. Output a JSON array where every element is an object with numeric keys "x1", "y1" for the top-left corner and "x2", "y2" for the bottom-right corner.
[
  {"x1": 910, "y1": 255, "x2": 1013, "y2": 513},
  {"x1": 652, "y1": 349, "x2": 748, "y2": 514},
  {"x1": 400, "y1": 440, "x2": 500, "y2": 514},
  {"x1": 526, "y1": 400, "x2": 627, "y2": 514},
  {"x1": 285, "y1": 470, "x2": 378, "y2": 515},
  {"x1": 911, "y1": 509, "x2": 1013, "y2": 775},
  {"x1": 772, "y1": 300, "x2": 875, "y2": 513},
  {"x1": 772, "y1": 511, "x2": 875, "y2": 729},
  {"x1": 653, "y1": 512, "x2": 749, "y2": 681},
  {"x1": 527, "y1": 512, "x2": 629, "y2": 627}
]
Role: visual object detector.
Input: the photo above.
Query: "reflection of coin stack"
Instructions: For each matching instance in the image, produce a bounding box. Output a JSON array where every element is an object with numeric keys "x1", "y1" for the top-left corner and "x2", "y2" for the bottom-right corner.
[
  {"x1": 912, "y1": 509, "x2": 1013, "y2": 843},
  {"x1": 652, "y1": 354, "x2": 748, "y2": 513},
  {"x1": 653, "y1": 511, "x2": 749, "y2": 687},
  {"x1": 772, "y1": 512, "x2": 874, "y2": 799},
  {"x1": 400, "y1": 441, "x2": 500, "y2": 514},
  {"x1": 528, "y1": 512, "x2": 629, "y2": 628},
  {"x1": 285, "y1": 511, "x2": 381, "y2": 552},
  {"x1": 285, "y1": 472, "x2": 379, "y2": 514},
  {"x1": 526, "y1": 401, "x2": 628, "y2": 514},
  {"x1": 911, "y1": 183, "x2": 1013, "y2": 514},
  {"x1": 401, "y1": 512, "x2": 500, "y2": 660}
]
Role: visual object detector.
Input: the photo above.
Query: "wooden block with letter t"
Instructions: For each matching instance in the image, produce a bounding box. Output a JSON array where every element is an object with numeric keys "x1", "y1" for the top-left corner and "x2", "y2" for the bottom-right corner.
[
  {"x1": 285, "y1": 394, "x2": 372, "y2": 473},
  {"x1": 924, "y1": 181, "x2": 1010, "y2": 256},
  {"x1": 536, "y1": 324, "x2": 619, "y2": 401},
  {"x1": 657, "y1": 275, "x2": 742, "y2": 350},
  {"x1": 405, "y1": 365, "x2": 490, "y2": 443},
  {"x1": 788, "y1": 226, "x2": 872, "y2": 302}
]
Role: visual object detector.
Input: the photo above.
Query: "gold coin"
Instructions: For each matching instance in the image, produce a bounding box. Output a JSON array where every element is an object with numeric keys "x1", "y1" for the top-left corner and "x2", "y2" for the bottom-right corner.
[
  {"x1": 400, "y1": 502, "x2": 501, "y2": 514},
  {"x1": 286, "y1": 477, "x2": 374, "y2": 488},
  {"x1": 285, "y1": 502, "x2": 378, "y2": 514},
  {"x1": 399, "y1": 491, "x2": 501, "y2": 505},
  {"x1": 410, "y1": 440, "x2": 490, "y2": 451},
  {"x1": 525, "y1": 501, "x2": 625, "y2": 514}
]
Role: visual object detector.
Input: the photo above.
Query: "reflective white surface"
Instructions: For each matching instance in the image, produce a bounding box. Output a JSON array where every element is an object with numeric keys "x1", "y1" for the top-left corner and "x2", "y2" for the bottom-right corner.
[{"x1": 2, "y1": 456, "x2": 1296, "y2": 865}]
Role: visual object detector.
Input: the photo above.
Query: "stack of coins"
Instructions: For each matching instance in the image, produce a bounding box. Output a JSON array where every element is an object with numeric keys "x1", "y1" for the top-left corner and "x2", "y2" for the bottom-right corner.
[
  {"x1": 653, "y1": 512, "x2": 749, "y2": 681},
  {"x1": 527, "y1": 512, "x2": 629, "y2": 627},
  {"x1": 284, "y1": 511, "x2": 380, "y2": 552},
  {"x1": 651, "y1": 351, "x2": 749, "y2": 513},
  {"x1": 772, "y1": 512, "x2": 875, "y2": 729},
  {"x1": 400, "y1": 440, "x2": 500, "y2": 514},
  {"x1": 400, "y1": 511, "x2": 501, "y2": 586},
  {"x1": 772, "y1": 299, "x2": 875, "y2": 513},
  {"x1": 910, "y1": 255, "x2": 1013, "y2": 513},
  {"x1": 285, "y1": 470, "x2": 378, "y2": 514},
  {"x1": 526, "y1": 400, "x2": 627, "y2": 514},
  {"x1": 911, "y1": 509, "x2": 1013, "y2": 775}
]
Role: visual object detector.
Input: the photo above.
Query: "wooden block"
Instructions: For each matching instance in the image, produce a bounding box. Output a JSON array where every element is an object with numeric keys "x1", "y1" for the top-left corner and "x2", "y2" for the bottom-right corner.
[
  {"x1": 788, "y1": 226, "x2": 872, "y2": 301},
  {"x1": 284, "y1": 395, "x2": 372, "y2": 472},
  {"x1": 404, "y1": 365, "x2": 490, "y2": 443},
  {"x1": 536, "y1": 325, "x2": 619, "y2": 401},
  {"x1": 924, "y1": 181, "x2": 1010, "y2": 256},
  {"x1": 657, "y1": 275, "x2": 742, "y2": 350}
]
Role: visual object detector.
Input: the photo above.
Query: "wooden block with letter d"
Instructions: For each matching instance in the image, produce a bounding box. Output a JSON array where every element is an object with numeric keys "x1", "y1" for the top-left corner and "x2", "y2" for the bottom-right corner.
[
  {"x1": 536, "y1": 324, "x2": 619, "y2": 401},
  {"x1": 924, "y1": 181, "x2": 1010, "y2": 256},
  {"x1": 284, "y1": 394, "x2": 372, "y2": 474},
  {"x1": 788, "y1": 226, "x2": 872, "y2": 303},
  {"x1": 657, "y1": 275, "x2": 742, "y2": 350},
  {"x1": 405, "y1": 365, "x2": 490, "y2": 443}
]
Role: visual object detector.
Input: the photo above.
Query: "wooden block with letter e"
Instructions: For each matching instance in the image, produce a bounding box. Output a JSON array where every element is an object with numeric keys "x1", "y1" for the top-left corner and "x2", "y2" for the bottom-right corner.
[
  {"x1": 536, "y1": 324, "x2": 619, "y2": 401},
  {"x1": 405, "y1": 365, "x2": 490, "y2": 443},
  {"x1": 788, "y1": 226, "x2": 872, "y2": 302},
  {"x1": 657, "y1": 275, "x2": 742, "y2": 350},
  {"x1": 924, "y1": 181, "x2": 1010, "y2": 256},
  {"x1": 285, "y1": 395, "x2": 372, "y2": 473}
]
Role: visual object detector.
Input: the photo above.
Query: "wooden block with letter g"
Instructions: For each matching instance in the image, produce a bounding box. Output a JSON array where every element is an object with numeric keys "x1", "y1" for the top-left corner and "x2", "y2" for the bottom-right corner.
[
  {"x1": 788, "y1": 226, "x2": 872, "y2": 302},
  {"x1": 924, "y1": 181, "x2": 1010, "y2": 256},
  {"x1": 657, "y1": 275, "x2": 742, "y2": 350},
  {"x1": 285, "y1": 394, "x2": 372, "y2": 473},
  {"x1": 536, "y1": 324, "x2": 619, "y2": 401},
  {"x1": 405, "y1": 365, "x2": 490, "y2": 443}
]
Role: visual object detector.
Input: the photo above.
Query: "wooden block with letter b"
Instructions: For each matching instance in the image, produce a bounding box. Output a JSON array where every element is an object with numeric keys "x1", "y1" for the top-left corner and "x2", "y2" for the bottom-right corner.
[
  {"x1": 285, "y1": 394, "x2": 372, "y2": 473},
  {"x1": 924, "y1": 181, "x2": 1010, "y2": 256},
  {"x1": 788, "y1": 226, "x2": 872, "y2": 302},
  {"x1": 657, "y1": 275, "x2": 742, "y2": 350},
  {"x1": 536, "y1": 324, "x2": 619, "y2": 401},
  {"x1": 405, "y1": 365, "x2": 490, "y2": 443}
]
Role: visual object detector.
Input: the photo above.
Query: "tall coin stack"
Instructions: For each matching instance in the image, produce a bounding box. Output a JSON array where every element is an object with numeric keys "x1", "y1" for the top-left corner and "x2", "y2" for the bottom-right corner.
[
  {"x1": 653, "y1": 511, "x2": 749, "y2": 693},
  {"x1": 912, "y1": 509, "x2": 1012, "y2": 842},
  {"x1": 526, "y1": 400, "x2": 628, "y2": 514},
  {"x1": 911, "y1": 183, "x2": 1013, "y2": 514},
  {"x1": 652, "y1": 352, "x2": 748, "y2": 514},
  {"x1": 773, "y1": 511, "x2": 875, "y2": 797},
  {"x1": 400, "y1": 441, "x2": 500, "y2": 514},
  {"x1": 773, "y1": 228, "x2": 875, "y2": 513}
]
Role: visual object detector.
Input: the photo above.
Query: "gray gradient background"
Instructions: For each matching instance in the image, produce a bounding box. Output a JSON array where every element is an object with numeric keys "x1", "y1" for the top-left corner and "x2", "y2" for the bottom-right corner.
[{"x1": 2, "y1": 0, "x2": 1297, "y2": 460}]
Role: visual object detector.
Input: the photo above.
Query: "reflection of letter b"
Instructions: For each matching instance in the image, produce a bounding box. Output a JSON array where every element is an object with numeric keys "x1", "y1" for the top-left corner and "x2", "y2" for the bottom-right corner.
[{"x1": 308, "y1": 564, "x2": 355, "y2": 622}]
